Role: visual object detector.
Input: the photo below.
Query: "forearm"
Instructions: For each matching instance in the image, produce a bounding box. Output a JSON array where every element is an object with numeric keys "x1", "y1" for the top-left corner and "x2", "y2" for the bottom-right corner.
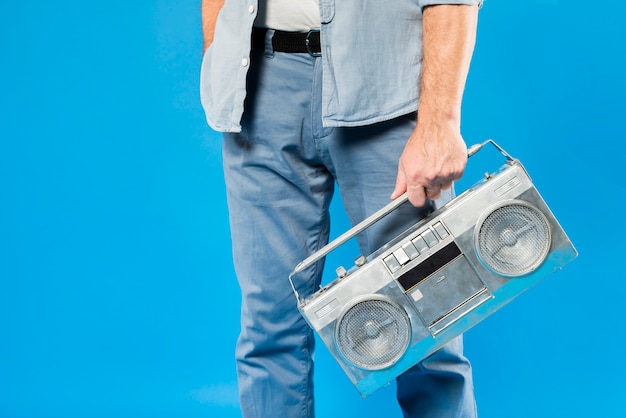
[
  {"x1": 392, "y1": 4, "x2": 479, "y2": 206},
  {"x1": 418, "y1": 4, "x2": 479, "y2": 124},
  {"x1": 202, "y1": 0, "x2": 226, "y2": 52}
]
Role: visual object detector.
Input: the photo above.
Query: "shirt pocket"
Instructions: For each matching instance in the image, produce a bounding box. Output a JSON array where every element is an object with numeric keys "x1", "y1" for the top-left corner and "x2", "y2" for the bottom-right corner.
[{"x1": 319, "y1": 0, "x2": 335, "y2": 23}]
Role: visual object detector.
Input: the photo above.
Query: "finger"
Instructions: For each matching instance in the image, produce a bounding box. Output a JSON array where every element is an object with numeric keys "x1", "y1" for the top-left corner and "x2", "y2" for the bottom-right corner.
[
  {"x1": 407, "y1": 183, "x2": 428, "y2": 207},
  {"x1": 390, "y1": 171, "x2": 408, "y2": 200},
  {"x1": 425, "y1": 186, "x2": 441, "y2": 201},
  {"x1": 438, "y1": 179, "x2": 454, "y2": 192}
]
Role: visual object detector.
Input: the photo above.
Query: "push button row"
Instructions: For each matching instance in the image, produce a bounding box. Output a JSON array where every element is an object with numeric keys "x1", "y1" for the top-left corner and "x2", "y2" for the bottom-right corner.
[{"x1": 383, "y1": 222, "x2": 450, "y2": 273}]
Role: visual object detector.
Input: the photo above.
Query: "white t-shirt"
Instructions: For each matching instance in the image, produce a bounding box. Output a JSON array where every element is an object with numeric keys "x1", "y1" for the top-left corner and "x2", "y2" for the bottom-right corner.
[{"x1": 255, "y1": 0, "x2": 321, "y2": 31}]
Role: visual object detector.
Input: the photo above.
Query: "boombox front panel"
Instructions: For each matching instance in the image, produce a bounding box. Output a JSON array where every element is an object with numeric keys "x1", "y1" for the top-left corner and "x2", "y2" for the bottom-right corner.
[
  {"x1": 407, "y1": 255, "x2": 490, "y2": 334},
  {"x1": 298, "y1": 159, "x2": 578, "y2": 396}
]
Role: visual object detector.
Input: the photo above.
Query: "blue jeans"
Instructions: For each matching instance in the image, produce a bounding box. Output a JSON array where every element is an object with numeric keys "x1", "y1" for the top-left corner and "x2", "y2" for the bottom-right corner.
[{"x1": 222, "y1": 44, "x2": 476, "y2": 418}]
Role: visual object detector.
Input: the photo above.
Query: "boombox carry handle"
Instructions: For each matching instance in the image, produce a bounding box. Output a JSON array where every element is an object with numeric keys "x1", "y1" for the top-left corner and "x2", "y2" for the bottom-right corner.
[{"x1": 288, "y1": 139, "x2": 514, "y2": 302}]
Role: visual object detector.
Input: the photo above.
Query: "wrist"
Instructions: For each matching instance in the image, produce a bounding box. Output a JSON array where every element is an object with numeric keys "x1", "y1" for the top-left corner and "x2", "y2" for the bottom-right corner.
[{"x1": 416, "y1": 98, "x2": 462, "y2": 127}]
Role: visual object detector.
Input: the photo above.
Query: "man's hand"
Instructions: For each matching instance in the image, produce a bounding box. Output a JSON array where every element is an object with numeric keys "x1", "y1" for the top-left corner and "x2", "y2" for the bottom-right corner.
[
  {"x1": 391, "y1": 115, "x2": 467, "y2": 207},
  {"x1": 391, "y1": 4, "x2": 478, "y2": 207}
]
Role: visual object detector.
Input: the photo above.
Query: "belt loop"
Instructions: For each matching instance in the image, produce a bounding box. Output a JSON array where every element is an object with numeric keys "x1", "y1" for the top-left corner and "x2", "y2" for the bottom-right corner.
[
  {"x1": 306, "y1": 29, "x2": 321, "y2": 57},
  {"x1": 264, "y1": 29, "x2": 275, "y2": 57}
]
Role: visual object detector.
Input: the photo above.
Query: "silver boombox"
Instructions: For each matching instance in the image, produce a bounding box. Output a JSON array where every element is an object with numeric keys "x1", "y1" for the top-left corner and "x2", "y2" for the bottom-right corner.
[{"x1": 288, "y1": 140, "x2": 578, "y2": 397}]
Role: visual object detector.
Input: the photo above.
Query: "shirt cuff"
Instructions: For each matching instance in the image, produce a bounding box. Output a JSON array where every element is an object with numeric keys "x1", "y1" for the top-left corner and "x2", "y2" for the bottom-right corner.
[{"x1": 418, "y1": 0, "x2": 483, "y2": 8}]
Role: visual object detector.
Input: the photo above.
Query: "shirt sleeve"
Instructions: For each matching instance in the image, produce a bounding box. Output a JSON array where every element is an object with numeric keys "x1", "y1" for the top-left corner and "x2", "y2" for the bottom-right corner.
[{"x1": 417, "y1": 0, "x2": 483, "y2": 8}]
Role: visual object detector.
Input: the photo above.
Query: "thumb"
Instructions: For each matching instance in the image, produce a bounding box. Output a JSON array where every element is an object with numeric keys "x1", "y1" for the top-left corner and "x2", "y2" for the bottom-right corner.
[{"x1": 390, "y1": 171, "x2": 407, "y2": 201}]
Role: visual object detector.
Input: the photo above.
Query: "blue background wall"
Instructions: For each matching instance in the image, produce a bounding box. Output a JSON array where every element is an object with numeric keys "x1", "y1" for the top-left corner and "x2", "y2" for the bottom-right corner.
[{"x1": 1, "y1": 1, "x2": 624, "y2": 417}]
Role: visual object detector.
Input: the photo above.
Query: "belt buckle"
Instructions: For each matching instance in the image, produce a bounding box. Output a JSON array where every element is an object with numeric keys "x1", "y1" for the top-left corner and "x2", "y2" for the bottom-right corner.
[{"x1": 305, "y1": 29, "x2": 321, "y2": 57}]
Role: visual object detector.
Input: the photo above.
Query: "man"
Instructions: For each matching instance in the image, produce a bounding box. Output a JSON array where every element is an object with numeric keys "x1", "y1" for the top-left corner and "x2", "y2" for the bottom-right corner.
[{"x1": 200, "y1": 1, "x2": 482, "y2": 416}]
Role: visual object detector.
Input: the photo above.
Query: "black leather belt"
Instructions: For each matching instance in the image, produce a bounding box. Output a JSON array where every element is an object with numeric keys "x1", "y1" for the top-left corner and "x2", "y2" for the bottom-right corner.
[{"x1": 252, "y1": 27, "x2": 321, "y2": 56}]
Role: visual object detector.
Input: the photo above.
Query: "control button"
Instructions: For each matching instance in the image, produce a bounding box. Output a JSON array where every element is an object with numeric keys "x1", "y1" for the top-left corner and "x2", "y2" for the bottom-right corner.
[
  {"x1": 422, "y1": 229, "x2": 438, "y2": 248},
  {"x1": 411, "y1": 288, "x2": 424, "y2": 302},
  {"x1": 411, "y1": 235, "x2": 429, "y2": 253},
  {"x1": 393, "y1": 247, "x2": 410, "y2": 265},
  {"x1": 384, "y1": 254, "x2": 401, "y2": 273},
  {"x1": 433, "y1": 222, "x2": 449, "y2": 239},
  {"x1": 402, "y1": 241, "x2": 420, "y2": 260}
]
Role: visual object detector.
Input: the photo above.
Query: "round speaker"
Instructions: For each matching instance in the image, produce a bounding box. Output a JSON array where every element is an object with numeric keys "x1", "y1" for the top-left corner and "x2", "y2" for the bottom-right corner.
[
  {"x1": 476, "y1": 200, "x2": 552, "y2": 277},
  {"x1": 334, "y1": 296, "x2": 410, "y2": 371}
]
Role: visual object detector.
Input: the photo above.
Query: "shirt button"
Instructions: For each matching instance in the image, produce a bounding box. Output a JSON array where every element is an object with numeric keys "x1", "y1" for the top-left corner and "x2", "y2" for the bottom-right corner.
[
  {"x1": 241, "y1": 58, "x2": 249, "y2": 67},
  {"x1": 248, "y1": 5, "x2": 254, "y2": 13}
]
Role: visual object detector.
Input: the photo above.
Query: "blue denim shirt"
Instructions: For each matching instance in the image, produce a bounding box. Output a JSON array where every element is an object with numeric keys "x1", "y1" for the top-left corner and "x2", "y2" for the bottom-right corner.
[{"x1": 200, "y1": 0, "x2": 482, "y2": 133}]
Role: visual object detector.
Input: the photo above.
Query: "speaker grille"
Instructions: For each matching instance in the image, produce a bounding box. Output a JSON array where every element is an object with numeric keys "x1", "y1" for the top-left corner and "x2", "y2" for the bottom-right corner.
[
  {"x1": 476, "y1": 201, "x2": 551, "y2": 276},
  {"x1": 335, "y1": 298, "x2": 410, "y2": 370}
]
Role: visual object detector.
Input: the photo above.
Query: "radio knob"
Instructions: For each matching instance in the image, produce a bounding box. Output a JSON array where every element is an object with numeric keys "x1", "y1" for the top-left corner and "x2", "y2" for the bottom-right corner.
[
  {"x1": 354, "y1": 255, "x2": 368, "y2": 267},
  {"x1": 336, "y1": 266, "x2": 348, "y2": 278}
]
